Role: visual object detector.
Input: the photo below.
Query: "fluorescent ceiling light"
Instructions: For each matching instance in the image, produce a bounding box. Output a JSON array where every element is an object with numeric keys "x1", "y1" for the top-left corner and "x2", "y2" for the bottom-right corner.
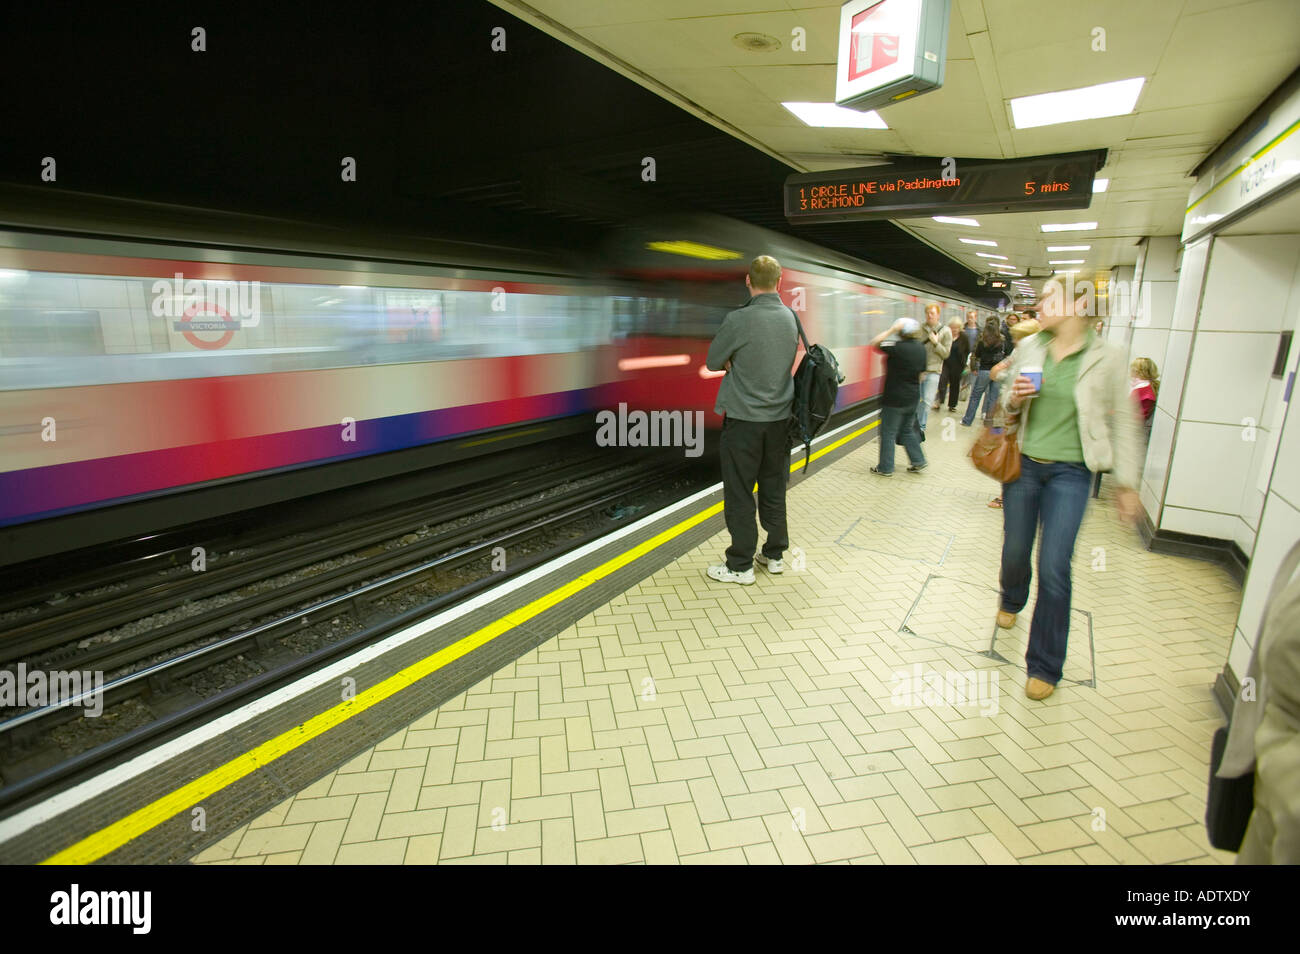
[
  {"x1": 1010, "y1": 77, "x2": 1145, "y2": 130},
  {"x1": 1049, "y1": 259, "x2": 1085, "y2": 264},
  {"x1": 1093, "y1": 178, "x2": 1109, "y2": 193},
  {"x1": 782, "y1": 102, "x2": 888, "y2": 129},
  {"x1": 1053, "y1": 268, "x2": 1082, "y2": 274},
  {"x1": 959, "y1": 238, "x2": 998, "y2": 247},
  {"x1": 933, "y1": 216, "x2": 979, "y2": 226},
  {"x1": 1041, "y1": 222, "x2": 1098, "y2": 232},
  {"x1": 976, "y1": 253, "x2": 1008, "y2": 260},
  {"x1": 1047, "y1": 245, "x2": 1091, "y2": 252}
]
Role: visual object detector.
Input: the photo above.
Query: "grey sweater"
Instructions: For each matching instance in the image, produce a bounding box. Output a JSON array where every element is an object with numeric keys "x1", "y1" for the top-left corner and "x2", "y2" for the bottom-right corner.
[{"x1": 706, "y1": 293, "x2": 798, "y2": 422}]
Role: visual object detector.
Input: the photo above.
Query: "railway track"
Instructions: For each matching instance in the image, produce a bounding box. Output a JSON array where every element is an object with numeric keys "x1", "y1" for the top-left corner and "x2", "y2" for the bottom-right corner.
[
  {"x1": 0, "y1": 454, "x2": 710, "y2": 813},
  {"x1": 1, "y1": 454, "x2": 622, "y2": 664}
]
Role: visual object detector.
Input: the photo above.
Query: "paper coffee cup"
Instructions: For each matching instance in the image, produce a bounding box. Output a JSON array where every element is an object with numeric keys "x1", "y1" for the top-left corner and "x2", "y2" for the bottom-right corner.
[{"x1": 1022, "y1": 365, "x2": 1043, "y2": 393}]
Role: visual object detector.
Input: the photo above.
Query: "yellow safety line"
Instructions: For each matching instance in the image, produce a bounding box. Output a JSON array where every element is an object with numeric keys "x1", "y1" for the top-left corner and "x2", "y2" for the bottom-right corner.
[
  {"x1": 42, "y1": 417, "x2": 878, "y2": 864},
  {"x1": 791, "y1": 419, "x2": 877, "y2": 473}
]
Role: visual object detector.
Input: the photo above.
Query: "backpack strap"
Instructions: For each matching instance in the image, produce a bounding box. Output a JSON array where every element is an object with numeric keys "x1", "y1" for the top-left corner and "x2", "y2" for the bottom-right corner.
[
  {"x1": 788, "y1": 305, "x2": 813, "y2": 473},
  {"x1": 787, "y1": 305, "x2": 812, "y2": 353}
]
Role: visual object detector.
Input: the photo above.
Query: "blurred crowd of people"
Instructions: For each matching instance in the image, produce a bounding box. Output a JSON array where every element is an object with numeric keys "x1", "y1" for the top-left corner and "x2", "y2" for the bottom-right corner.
[
  {"x1": 708, "y1": 257, "x2": 1294, "y2": 862},
  {"x1": 870, "y1": 299, "x2": 1164, "y2": 707}
]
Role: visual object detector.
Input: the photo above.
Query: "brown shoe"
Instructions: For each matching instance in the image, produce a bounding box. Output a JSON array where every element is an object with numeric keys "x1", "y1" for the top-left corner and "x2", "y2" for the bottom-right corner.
[
  {"x1": 1026, "y1": 677, "x2": 1055, "y2": 701},
  {"x1": 996, "y1": 610, "x2": 1016, "y2": 628}
]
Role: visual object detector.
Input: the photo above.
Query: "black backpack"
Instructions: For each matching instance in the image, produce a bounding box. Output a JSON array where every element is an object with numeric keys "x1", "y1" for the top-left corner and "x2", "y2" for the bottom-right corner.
[{"x1": 787, "y1": 308, "x2": 845, "y2": 472}]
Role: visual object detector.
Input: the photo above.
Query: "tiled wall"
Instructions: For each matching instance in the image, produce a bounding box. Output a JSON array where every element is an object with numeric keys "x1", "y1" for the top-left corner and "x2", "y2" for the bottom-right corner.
[
  {"x1": 1224, "y1": 238, "x2": 1300, "y2": 678},
  {"x1": 1138, "y1": 236, "x2": 1205, "y2": 521},
  {"x1": 1160, "y1": 235, "x2": 1300, "y2": 557}
]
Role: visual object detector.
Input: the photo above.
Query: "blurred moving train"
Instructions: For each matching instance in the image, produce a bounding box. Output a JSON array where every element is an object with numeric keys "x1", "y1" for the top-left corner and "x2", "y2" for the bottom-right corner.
[{"x1": 0, "y1": 189, "x2": 985, "y2": 533}]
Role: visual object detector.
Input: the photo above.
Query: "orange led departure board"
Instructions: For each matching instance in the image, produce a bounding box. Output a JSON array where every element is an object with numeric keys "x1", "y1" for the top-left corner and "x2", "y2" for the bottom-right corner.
[{"x1": 785, "y1": 150, "x2": 1105, "y2": 222}]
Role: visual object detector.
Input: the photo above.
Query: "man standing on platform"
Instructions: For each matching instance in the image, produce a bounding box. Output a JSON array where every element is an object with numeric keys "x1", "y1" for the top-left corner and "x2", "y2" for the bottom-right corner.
[
  {"x1": 703, "y1": 255, "x2": 798, "y2": 586},
  {"x1": 919, "y1": 303, "x2": 952, "y2": 431}
]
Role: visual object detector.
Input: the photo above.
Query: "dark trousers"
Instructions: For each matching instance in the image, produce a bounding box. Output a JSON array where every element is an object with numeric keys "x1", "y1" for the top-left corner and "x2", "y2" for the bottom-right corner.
[
  {"x1": 999, "y1": 457, "x2": 1092, "y2": 684},
  {"x1": 937, "y1": 362, "x2": 962, "y2": 409},
  {"x1": 720, "y1": 417, "x2": 789, "y2": 572},
  {"x1": 877, "y1": 404, "x2": 924, "y2": 473}
]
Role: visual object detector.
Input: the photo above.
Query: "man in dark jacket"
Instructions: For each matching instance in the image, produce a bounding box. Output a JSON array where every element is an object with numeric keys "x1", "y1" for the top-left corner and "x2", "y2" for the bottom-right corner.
[
  {"x1": 937, "y1": 316, "x2": 970, "y2": 412},
  {"x1": 704, "y1": 255, "x2": 798, "y2": 585}
]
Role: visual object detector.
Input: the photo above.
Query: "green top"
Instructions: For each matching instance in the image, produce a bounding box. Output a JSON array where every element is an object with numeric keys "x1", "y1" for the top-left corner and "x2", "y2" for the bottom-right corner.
[{"x1": 1021, "y1": 331, "x2": 1091, "y2": 462}]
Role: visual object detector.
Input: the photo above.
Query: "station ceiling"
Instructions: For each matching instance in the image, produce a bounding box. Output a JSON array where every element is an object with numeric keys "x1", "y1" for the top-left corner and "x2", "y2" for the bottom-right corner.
[
  {"x1": 490, "y1": 0, "x2": 1300, "y2": 299},
  {"x1": 0, "y1": 2, "x2": 1003, "y2": 303}
]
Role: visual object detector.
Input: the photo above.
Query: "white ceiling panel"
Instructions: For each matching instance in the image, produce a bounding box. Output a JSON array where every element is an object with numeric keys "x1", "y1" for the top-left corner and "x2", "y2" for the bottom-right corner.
[
  {"x1": 874, "y1": 61, "x2": 999, "y2": 139},
  {"x1": 738, "y1": 123, "x2": 911, "y2": 153},
  {"x1": 655, "y1": 67, "x2": 773, "y2": 103},
  {"x1": 896, "y1": 128, "x2": 1006, "y2": 157},
  {"x1": 496, "y1": 0, "x2": 1300, "y2": 285},
  {"x1": 1009, "y1": 116, "x2": 1139, "y2": 155},
  {"x1": 579, "y1": 22, "x2": 719, "y2": 70},
  {"x1": 731, "y1": 64, "x2": 840, "y2": 102},
  {"x1": 1128, "y1": 99, "x2": 1262, "y2": 138},
  {"x1": 691, "y1": 16, "x2": 840, "y2": 70},
  {"x1": 536, "y1": 0, "x2": 798, "y2": 30}
]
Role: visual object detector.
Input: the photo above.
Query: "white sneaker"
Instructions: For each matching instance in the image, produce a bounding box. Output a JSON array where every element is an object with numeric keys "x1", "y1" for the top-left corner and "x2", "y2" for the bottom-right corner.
[
  {"x1": 706, "y1": 564, "x2": 755, "y2": 585},
  {"x1": 755, "y1": 555, "x2": 784, "y2": 574}
]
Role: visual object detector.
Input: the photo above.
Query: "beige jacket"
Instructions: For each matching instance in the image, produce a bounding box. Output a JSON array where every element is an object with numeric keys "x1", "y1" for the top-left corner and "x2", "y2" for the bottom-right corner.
[
  {"x1": 922, "y1": 324, "x2": 952, "y2": 373},
  {"x1": 996, "y1": 330, "x2": 1144, "y2": 490},
  {"x1": 1222, "y1": 541, "x2": 1300, "y2": 865},
  {"x1": 1235, "y1": 571, "x2": 1300, "y2": 864}
]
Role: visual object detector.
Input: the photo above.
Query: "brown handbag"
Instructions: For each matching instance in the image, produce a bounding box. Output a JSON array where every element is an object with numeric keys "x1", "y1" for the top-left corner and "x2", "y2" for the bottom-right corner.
[{"x1": 970, "y1": 415, "x2": 1021, "y2": 483}]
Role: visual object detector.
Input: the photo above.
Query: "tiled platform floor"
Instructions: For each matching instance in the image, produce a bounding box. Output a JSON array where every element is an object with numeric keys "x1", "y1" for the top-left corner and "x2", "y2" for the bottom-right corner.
[{"x1": 195, "y1": 417, "x2": 1242, "y2": 864}]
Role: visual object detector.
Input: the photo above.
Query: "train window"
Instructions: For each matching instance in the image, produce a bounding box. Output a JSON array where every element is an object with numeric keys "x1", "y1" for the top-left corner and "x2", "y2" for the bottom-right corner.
[
  {"x1": 0, "y1": 309, "x2": 105, "y2": 356},
  {"x1": 829, "y1": 290, "x2": 852, "y2": 349},
  {"x1": 859, "y1": 288, "x2": 890, "y2": 343},
  {"x1": 849, "y1": 293, "x2": 871, "y2": 346},
  {"x1": 0, "y1": 268, "x2": 617, "y2": 388}
]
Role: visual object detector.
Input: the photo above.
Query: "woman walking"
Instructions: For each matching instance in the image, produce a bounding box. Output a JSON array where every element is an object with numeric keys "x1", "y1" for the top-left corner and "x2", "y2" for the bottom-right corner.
[
  {"x1": 994, "y1": 296, "x2": 1143, "y2": 700},
  {"x1": 961, "y1": 317, "x2": 1006, "y2": 428}
]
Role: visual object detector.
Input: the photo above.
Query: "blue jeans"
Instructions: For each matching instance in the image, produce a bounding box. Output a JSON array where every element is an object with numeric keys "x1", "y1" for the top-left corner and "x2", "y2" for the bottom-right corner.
[
  {"x1": 917, "y1": 373, "x2": 939, "y2": 431},
  {"x1": 1000, "y1": 456, "x2": 1092, "y2": 685},
  {"x1": 877, "y1": 405, "x2": 924, "y2": 474},
  {"x1": 962, "y1": 370, "x2": 1000, "y2": 426}
]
